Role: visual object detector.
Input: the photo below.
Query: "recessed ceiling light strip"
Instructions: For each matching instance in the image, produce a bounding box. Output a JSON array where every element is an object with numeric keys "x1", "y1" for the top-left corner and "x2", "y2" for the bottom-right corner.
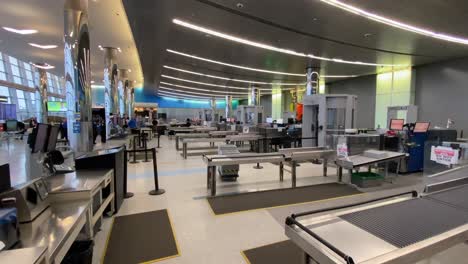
[
  {"x1": 167, "y1": 49, "x2": 304, "y2": 76},
  {"x1": 163, "y1": 65, "x2": 304, "y2": 85},
  {"x1": 320, "y1": 0, "x2": 468, "y2": 45},
  {"x1": 167, "y1": 50, "x2": 358, "y2": 79},
  {"x1": 173, "y1": 19, "x2": 405, "y2": 67},
  {"x1": 28, "y1": 43, "x2": 58, "y2": 49},
  {"x1": 160, "y1": 82, "x2": 248, "y2": 95},
  {"x1": 159, "y1": 87, "x2": 246, "y2": 98}
]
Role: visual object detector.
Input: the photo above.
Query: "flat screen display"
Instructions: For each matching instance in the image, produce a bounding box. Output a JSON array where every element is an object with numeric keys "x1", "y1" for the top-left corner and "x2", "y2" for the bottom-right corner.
[
  {"x1": 33, "y1": 123, "x2": 50, "y2": 153},
  {"x1": 389, "y1": 119, "x2": 404, "y2": 131},
  {"x1": 0, "y1": 163, "x2": 11, "y2": 193},
  {"x1": 47, "y1": 101, "x2": 67, "y2": 112},
  {"x1": 47, "y1": 126, "x2": 59, "y2": 152},
  {"x1": 6, "y1": 120, "x2": 17, "y2": 131},
  {"x1": 414, "y1": 122, "x2": 430, "y2": 133}
]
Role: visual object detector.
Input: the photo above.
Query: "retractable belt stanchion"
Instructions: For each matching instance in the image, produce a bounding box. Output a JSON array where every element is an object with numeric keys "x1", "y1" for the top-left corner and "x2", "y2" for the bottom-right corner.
[
  {"x1": 129, "y1": 135, "x2": 140, "y2": 164},
  {"x1": 149, "y1": 148, "x2": 165, "y2": 195}
]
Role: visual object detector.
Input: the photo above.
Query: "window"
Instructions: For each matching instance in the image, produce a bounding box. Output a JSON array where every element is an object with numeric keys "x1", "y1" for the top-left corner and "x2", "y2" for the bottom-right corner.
[
  {"x1": 24, "y1": 62, "x2": 35, "y2": 88},
  {"x1": 0, "y1": 86, "x2": 11, "y2": 103},
  {"x1": 9, "y1": 56, "x2": 23, "y2": 84},
  {"x1": 0, "y1": 53, "x2": 6, "y2": 81}
]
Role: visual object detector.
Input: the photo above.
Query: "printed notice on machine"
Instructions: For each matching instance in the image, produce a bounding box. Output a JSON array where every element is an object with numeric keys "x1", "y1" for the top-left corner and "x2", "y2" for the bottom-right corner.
[{"x1": 430, "y1": 146, "x2": 459, "y2": 165}]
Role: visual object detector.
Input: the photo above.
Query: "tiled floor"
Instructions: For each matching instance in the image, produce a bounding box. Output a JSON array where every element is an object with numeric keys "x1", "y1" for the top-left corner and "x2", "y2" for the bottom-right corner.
[{"x1": 2, "y1": 136, "x2": 468, "y2": 263}]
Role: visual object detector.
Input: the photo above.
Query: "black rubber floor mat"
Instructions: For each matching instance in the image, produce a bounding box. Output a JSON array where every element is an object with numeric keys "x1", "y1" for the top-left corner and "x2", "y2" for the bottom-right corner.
[
  {"x1": 340, "y1": 198, "x2": 468, "y2": 248},
  {"x1": 242, "y1": 240, "x2": 303, "y2": 264},
  {"x1": 427, "y1": 184, "x2": 468, "y2": 211},
  {"x1": 103, "y1": 210, "x2": 179, "y2": 264},
  {"x1": 208, "y1": 183, "x2": 362, "y2": 215}
]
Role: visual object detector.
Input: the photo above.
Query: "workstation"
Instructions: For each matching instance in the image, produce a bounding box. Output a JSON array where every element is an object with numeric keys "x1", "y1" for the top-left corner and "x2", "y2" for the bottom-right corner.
[{"x1": 2, "y1": 0, "x2": 468, "y2": 263}]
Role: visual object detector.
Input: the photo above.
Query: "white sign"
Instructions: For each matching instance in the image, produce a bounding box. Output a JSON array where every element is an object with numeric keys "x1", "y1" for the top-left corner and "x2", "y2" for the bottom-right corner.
[
  {"x1": 337, "y1": 143, "x2": 349, "y2": 158},
  {"x1": 430, "y1": 146, "x2": 459, "y2": 165},
  {"x1": 243, "y1": 126, "x2": 250, "y2": 134}
]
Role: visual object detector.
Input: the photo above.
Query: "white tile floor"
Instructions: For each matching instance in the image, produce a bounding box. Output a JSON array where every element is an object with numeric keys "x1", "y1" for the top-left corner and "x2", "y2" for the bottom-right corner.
[{"x1": 2, "y1": 136, "x2": 468, "y2": 263}]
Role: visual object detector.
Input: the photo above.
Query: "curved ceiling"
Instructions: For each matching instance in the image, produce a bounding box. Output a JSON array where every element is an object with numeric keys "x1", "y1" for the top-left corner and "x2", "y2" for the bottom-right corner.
[
  {"x1": 0, "y1": 0, "x2": 143, "y2": 87},
  {"x1": 123, "y1": 0, "x2": 468, "y2": 99}
]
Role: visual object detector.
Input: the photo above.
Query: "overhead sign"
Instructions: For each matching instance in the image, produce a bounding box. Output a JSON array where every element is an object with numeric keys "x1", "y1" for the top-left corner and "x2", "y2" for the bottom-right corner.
[{"x1": 430, "y1": 146, "x2": 459, "y2": 165}]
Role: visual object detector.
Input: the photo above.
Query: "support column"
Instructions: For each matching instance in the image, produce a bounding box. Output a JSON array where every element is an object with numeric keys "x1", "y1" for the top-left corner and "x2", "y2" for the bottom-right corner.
[
  {"x1": 103, "y1": 47, "x2": 118, "y2": 138},
  {"x1": 64, "y1": 0, "x2": 93, "y2": 152},
  {"x1": 250, "y1": 86, "x2": 260, "y2": 106},
  {"x1": 33, "y1": 67, "x2": 48, "y2": 123},
  {"x1": 118, "y1": 69, "x2": 129, "y2": 119},
  {"x1": 306, "y1": 67, "x2": 320, "y2": 96},
  {"x1": 130, "y1": 86, "x2": 135, "y2": 119},
  {"x1": 225, "y1": 95, "x2": 232, "y2": 120},
  {"x1": 210, "y1": 98, "x2": 216, "y2": 123}
]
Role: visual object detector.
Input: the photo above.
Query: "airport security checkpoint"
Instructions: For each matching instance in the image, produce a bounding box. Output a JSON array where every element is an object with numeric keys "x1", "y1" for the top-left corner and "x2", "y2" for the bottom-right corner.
[{"x1": 2, "y1": 1, "x2": 468, "y2": 264}]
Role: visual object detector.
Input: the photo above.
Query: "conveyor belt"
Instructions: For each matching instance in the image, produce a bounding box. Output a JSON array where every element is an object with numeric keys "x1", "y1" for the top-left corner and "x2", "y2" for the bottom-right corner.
[
  {"x1": 340, "y1": 198, "x2": 468, "y2": 248},
  {"x1": 427, "y1": 185, "x2": 468, "y2": 212}
]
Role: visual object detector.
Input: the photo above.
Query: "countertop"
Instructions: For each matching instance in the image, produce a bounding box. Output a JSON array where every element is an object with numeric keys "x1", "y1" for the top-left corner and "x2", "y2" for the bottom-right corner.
[
  {"x1": 0, "y1": 246, "x2": 47, "y2": 264},
  {"x1": 18, "y1": 200, "x2": 90, "y2": 261},
  {"x1": 47, "y1": 169, "x2": 113, "y2": 193}
]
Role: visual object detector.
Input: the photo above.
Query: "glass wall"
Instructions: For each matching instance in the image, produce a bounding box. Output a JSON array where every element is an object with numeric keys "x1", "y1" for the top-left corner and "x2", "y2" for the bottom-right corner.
[{"x1": 0, "y1": 51, "x2": 66, "y2": 121}]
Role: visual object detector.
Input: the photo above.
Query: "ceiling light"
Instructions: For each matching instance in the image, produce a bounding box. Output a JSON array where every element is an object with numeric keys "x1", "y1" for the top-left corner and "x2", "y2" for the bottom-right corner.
[
  {"x1": 162, "y1": 75, "x2": 263, "y2": 91},
  {"x1": 128, "y1": 69, "x2": 132, "y2": 73},
  {"x1": 163, "y1": 65, "x2": 304, "y2": 86},
  {"x1": 159, "y1": 87, "x2": 243, "y2": 98},
  {"x1": 320, "y1": 0, "x2": 468, "y2": 45},
  {"x1": 91, "y1": 80, "x2": 95, "y2": 84},
  {"x1": 2, "y1": 27, "x2": 37, "y2": 35},
  {"x1": 158, "y1": 90, "x2": 223, "y2": 99},
  {"x1": 98, "y1": 45, "x2": 103, "y2": 51},
  {"x1": 167, "y1": 49, "x2": 303, "y2": 76},
  {"x1": 31, "y1": 63, "x2": 55, "y2": 70},
  {"x1": 172, "y1": 19, "x2": 405, "y2": 67},
  {"x1": 117, "y1": 47, "x2": 122, "y2": 53},
  {"x1": 166, "y1": 50, "x2": 359, "y2": 79},
  {"x1": 28, "y1": 43, "x2": 58, "y2": 49},
  {"x1": 160, "y1": 82, "x2": 247, "y2": 95}
]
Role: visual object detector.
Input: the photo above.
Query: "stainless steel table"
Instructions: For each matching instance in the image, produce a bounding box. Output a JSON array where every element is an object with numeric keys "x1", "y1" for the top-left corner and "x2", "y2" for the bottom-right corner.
[
  {"x1": 202, "y1": 153, "x2": 286, "y2": 196},
  {"x1": 0, "y1": 246, "x2": 48, "y2": 264},
  {"x1": 335, "y1": 151, "x2": 406, "y2": 183},
  {"x1": 175, "y1": 133, "x2": 210, "y2": 151},
  {"x1": 19, "y1": 200, "x2": 90, "y2": 264}
]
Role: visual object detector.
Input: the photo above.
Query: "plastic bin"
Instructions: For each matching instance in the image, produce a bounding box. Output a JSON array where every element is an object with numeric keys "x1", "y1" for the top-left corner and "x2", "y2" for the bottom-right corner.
[
  {"x1": 61, "y1": 240, "x2": 94, "y2": 264},
  {"x1": 351, "y1": 172, "x2": 384, "y2": 188}
]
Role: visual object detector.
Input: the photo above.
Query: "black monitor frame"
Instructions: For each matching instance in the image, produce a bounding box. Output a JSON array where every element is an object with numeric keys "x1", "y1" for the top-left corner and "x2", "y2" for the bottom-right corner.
[
  {"x1": 33, "y1": 123, "x2": 51, "y2": 153},
  {"x1": 46, "y1": 125, "x2": 60, "y2": 152},
  {"x1": 414, "y1": 122, "x2": 431, "y2": 133}
]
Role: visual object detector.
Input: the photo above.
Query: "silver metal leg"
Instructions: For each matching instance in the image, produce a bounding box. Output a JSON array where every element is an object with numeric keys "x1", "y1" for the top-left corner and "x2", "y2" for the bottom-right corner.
[
  {"x1": 323, "y1": 159, "x2": 328, "y2": 177},
  {"x1": 210, "y1": 166, "x2": 217, "y2": 196},
  {"x1": 175, "y1": 136, "x2": 179, "y2": 150},
  {"x1": 207, "y1": 166, "x2": 211, "y2": 189},
  {"x1": 338, "y1": 166, "x2": 343, "y2": 182},
  {"x1": 291, "y1": 161, "x2": 297, "y2": 188},
  {"x1": 279, "y1": 162, "x2": 284, "y2": 181},
  {"x1": 183, "y1": 142, "x2": 187, "y2": 159}
]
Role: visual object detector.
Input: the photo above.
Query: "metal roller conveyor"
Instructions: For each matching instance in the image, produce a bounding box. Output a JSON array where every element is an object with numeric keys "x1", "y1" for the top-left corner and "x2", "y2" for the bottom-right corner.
[
  {"x1": 203, "y1": 152, "x2": 286, "y2": 196},
  {"x1": 279, "y1": 147, "x2": 337, "y2": 187},
  {"x1": 286, "y1": 186, "x2": 468, "y2": 264}
]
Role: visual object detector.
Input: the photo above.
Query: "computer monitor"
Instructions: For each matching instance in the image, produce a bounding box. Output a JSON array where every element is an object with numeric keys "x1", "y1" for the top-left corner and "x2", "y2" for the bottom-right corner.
[
  {"x1": 0, "y1": 163, "x2": 11, "y2": 193},
  {"x1": 266, "y1": 118, "x2": 273, "y2": 123},
  {"x1": 277, "y1": 118, "x2": 284, "y2": 124},
  {"x1": 414, "y1": 122, "x2": 430, "y2": 133},
  {"x1": 6, "y1": 120, "x2": 17, "y2": 131},
  {"x1": 47, "y1": 126, "x2": 60, "y2": 152},
  {"x1": 33, "y1": 123, "x2": 50, "y2": 153},
  {"x1": 389, "y1": 119, "x2": 404, "y2": 131}
]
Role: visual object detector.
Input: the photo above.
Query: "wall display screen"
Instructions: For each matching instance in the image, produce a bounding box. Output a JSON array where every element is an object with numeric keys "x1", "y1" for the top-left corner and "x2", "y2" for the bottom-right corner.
[
  {"x1": 389, "y1": 119, "x2": 405, "y2": 131},
  {"x1": 47, "y1": 102, "x2": 67, "y2": 112}
]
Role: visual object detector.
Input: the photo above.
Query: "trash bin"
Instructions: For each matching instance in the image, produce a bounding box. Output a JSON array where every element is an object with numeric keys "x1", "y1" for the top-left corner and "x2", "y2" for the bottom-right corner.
[{"x1": 61, "y1": 240, "x2": 94, "y2": 264}]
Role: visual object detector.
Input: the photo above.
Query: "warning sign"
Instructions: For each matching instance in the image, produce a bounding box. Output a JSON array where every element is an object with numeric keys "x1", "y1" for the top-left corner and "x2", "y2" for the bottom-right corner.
[
  {"x1": 430, "y1": 146, "x2": 459, "y2": 165},
  {"x1": 337, "y1": 143, "x2": 349, "y2": 158}
]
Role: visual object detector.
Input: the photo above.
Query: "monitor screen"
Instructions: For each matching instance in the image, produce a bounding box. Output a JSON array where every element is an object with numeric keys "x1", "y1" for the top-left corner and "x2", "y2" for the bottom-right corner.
[
  {"x1": 6, "y1": 120, "x2": 17, "y2": 131},
  {"x1": 276, "y1": 118, "x2": 284, "y2": 124},
  {"x1": 389, "y1": 119, "x2": 404, "y2": 131},
  {"x1": 33, "y1": 123, "x2": 50, "y2": 153},
  {"x1": 47, "y1": 101, "x2": 67, "y2": 112},
  {"x1": 414, "y1": 122, "x2": 430, "y2": 133},
  {"x1": 266, "y1": 117, "x2": 273, "y2": 123},
  {"x1": 47, "y1": 126, "x2": 60, "y2": 152}
]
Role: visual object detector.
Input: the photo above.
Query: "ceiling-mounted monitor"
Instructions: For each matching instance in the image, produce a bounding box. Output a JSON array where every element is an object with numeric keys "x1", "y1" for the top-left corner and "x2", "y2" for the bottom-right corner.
[{"x1": 47, "y1": 101, "x2": 67, "y2": 112}]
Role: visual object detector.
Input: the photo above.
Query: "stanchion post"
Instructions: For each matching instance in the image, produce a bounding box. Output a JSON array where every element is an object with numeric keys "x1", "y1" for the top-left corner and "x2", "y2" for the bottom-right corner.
[
  {"x1": 123, "y1": 148, "x2": 134, "y2": 199},
  {"x1": 149, "y1": 148, "x2": 165, "y2": 195}
]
